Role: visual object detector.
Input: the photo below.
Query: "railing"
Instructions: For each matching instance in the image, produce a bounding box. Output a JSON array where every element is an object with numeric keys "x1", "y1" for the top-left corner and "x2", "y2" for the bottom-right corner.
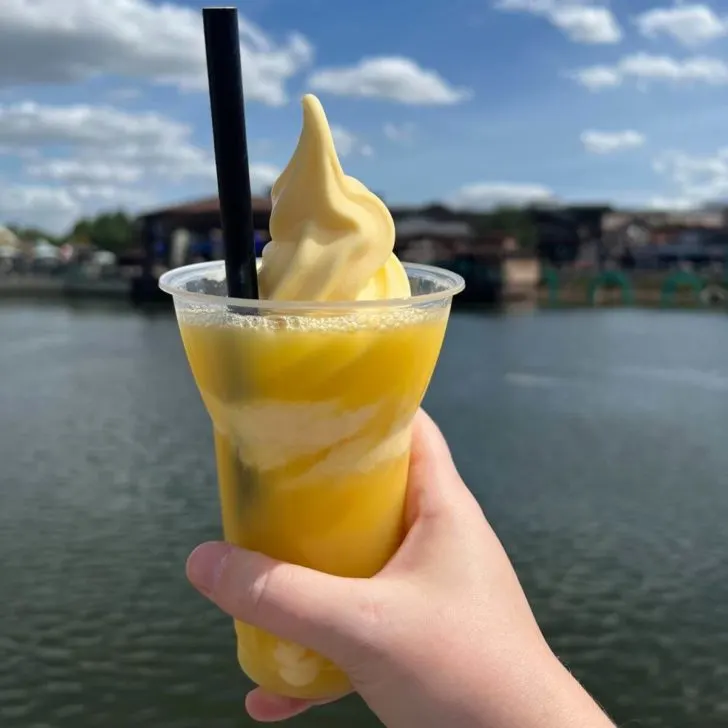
[{"x1": 539, "y1": 268, "x2": 728, "y2": 307}]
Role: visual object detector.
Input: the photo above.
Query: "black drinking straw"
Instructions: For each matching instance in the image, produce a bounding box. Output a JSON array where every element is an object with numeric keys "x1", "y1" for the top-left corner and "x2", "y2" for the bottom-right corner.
[{"x1": 203, "y1": 7, "x2": 259, "y2": 300}]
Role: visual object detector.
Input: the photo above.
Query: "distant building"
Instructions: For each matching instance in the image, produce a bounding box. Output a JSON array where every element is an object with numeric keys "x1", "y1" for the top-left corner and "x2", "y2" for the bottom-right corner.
[
  {"x1": 135, "y1": 195, "x2": 273, "y2": 268},
  {"x1": 393, "y1": 214, "x2": 474, "y2": 264},
  {"x1": 530, "y1": 205, "x2": 611, "y2": 267},
  {"x1": 0, "y1": 226, "x2": 19, "y2": 249},
  {"x1": 601, "y1": 209, "x2": 728, "y2": 269},
  {"x1": 395, "y1": 216, "x2": 472, "y2": 242},
  {"x1": 630, "y1": 229, "x2": 727, "y2": 269}
]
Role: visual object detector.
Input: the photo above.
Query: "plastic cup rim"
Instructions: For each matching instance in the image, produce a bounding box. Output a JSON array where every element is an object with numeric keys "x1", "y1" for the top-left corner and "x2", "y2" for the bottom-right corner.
[{"x1": 158, "y1": 259, "x2": 465, "y2": 312}]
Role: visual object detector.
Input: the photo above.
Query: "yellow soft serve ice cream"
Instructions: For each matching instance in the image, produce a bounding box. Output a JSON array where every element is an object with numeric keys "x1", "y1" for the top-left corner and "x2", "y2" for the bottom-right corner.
[{"x1": 258, "y1": 94, "x2": 411, "y2": 302}]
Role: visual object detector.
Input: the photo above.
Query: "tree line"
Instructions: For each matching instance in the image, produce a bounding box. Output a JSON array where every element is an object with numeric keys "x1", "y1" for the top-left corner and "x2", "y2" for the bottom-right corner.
[
  {"x1": 7, "y1": 205, "x2": 539, "y2": 255},
  {"x1": 8, "y1": 211, "x2": 136, "y2": 255}
]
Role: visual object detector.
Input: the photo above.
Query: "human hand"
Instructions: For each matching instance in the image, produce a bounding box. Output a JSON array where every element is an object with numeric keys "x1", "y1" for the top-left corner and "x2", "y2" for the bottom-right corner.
[{"x1": 186, "y1": 409, "x2": 614, "y2": 727}]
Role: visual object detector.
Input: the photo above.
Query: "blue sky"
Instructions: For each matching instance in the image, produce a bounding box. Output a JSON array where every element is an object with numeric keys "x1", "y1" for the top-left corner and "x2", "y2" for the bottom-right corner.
[{"x1": 1, "y1": 0, "x2": 728, "y2": 233}]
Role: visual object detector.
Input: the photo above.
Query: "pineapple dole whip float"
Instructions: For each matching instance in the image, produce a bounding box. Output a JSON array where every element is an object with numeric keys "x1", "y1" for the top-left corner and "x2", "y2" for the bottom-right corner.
[
  {"x1": 175, "y1": 94, "x2": 458, "y2": 699},
  {"x1": 258, "y1": 94, "x2": 411, "y2": 301}
]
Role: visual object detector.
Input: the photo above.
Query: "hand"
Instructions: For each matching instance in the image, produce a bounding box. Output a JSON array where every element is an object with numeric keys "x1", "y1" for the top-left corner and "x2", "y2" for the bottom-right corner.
[{"x1": 187, "y1": 409, "x2": 614, "y2": 727}]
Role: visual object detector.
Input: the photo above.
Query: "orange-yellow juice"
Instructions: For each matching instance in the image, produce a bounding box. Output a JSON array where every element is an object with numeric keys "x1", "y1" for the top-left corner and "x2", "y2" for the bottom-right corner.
[{"x1": 178, "y1": 306, "x2": 449, "y2": 698}]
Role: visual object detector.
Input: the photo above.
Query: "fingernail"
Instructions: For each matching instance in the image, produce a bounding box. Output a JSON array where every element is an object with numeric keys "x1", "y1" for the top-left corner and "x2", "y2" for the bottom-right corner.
[{"x1": 186, "y1": 542, "x2": 231, "y2": 596}]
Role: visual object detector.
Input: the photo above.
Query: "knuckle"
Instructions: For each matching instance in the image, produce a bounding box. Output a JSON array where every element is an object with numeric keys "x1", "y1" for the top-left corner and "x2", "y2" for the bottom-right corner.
[
  {"x1": 215, "y1": 551, "x2": 282, "y2": 626},
  {"x1": 338, "y1": 585, "x2": 409, "y2": 682},
  {"x1": 349, "y1": 587, "x2": 393, "y2": 650},
  {"x1": 245, "y1": 568, "x2": 273, "y2": 623}
]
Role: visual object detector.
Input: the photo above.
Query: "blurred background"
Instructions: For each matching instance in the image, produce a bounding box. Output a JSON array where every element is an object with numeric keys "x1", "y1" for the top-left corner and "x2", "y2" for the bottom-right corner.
[{"x1": 1, "y1": 1, "x2": 727, "y2": 727}]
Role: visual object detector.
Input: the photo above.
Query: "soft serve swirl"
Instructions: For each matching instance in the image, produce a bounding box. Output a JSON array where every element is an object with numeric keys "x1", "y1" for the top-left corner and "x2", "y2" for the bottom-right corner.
[{"x1": 258, "y1": 94, "x2": 411, "y2": 302}]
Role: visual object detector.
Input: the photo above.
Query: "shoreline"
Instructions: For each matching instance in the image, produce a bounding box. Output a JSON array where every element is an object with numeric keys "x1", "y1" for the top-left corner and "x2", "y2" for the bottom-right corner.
[{"x1": 1, "y1": 269, "x2": 726, "y2": 312}]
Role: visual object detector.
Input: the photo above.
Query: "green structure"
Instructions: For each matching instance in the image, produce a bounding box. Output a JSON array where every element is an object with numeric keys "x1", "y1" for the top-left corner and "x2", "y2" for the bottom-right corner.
[
  {"x1": 432, "y1": 258, "x2": 502, "y2": 303},
  {"x1": 541, "y1": 267, "x2": 560, "y2": 304},
  {"x1": 661, "y1": 271, "x2": 705, "y2": 306},
  {"x1": 588, "y1": 271, "x2": 633, "y2": 306}
]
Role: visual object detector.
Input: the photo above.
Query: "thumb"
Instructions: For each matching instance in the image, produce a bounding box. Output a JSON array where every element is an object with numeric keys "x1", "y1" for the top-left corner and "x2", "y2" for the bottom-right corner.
[
  {"x1": 186, "y1": 542, "x2": 371, "y2": 663},
  {"x1": 409, "y1": 408, "x2": 459, "y2": 485},
  {"x1": 405, "y1": 409, "x2": 474, "y2": 526}
]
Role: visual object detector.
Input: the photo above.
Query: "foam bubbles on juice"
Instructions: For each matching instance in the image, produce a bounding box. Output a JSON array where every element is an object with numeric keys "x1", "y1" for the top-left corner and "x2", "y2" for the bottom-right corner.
[{"x1": 178, "y1": 302, "x2": 447, "y2": 332}]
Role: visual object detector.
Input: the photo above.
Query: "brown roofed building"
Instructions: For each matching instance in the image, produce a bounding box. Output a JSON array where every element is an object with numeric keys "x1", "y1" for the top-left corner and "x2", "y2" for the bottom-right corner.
[
  {"x1": 137, "y1": 194, "x2": 272, "y2": 236},
  {"x1": 133, "y1": 194, "x2": 272, "y2": 275}
]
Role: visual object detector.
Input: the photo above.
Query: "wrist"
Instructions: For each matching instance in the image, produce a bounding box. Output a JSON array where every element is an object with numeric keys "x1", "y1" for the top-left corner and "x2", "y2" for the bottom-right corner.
[
  {"x1": 481, "y1": 646, "x2": 614, "y2": 728},
  {"x1": 435, "y1": 638, "x2": 614, "y2": 728},
  {"x1": 537, "y1": 652, "x2": 615, "y2": 728}
]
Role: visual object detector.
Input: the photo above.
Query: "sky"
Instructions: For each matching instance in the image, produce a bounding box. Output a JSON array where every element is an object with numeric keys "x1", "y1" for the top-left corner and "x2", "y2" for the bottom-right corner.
[{"x1": 1, "y1": 0, "x2": 728, "y2": 234}]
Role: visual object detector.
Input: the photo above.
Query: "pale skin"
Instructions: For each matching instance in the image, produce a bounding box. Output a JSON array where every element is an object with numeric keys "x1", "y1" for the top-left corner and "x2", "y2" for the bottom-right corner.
[{"x1": 187, "y1": 409, "x2": 616, "y2": 727}]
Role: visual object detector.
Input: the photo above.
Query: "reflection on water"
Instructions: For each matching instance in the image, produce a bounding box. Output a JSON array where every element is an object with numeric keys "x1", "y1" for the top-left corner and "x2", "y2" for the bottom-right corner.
[{"x1": 1, "y1": 303, "x2": 727, "y2": 727}]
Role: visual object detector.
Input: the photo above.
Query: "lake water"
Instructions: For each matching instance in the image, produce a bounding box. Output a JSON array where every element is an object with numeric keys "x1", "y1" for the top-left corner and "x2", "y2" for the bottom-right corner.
[{"x1": 1, "y1": 302, "x2": 727, "y2": 728}]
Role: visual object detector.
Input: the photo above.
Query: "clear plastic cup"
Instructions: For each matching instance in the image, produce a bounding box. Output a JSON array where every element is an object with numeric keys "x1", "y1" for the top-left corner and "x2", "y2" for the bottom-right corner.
[{"x1": 160, "y1": 260, "x2": 464, "y2": 699}]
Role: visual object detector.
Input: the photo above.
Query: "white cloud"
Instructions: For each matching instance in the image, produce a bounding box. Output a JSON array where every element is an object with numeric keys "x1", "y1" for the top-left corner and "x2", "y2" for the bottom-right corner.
[
  {"x1": 308, "y1": 57, "x2": 471, "y2": 105},
  {"x1": 571, "y1": 53, "x2": 728, "y2": 90},
  {"x1": 331, "y1": 126, "x2": 357, "y2": 157},
  {"x1": 116, "y1": 142, "x2": 214, "y2": 181},
  {"x1": 0, "y1": 0, "x2": 313, "y2": 105},
  {"x1": 495, "y1": 0, "x2": 622, "y2": 44},
  {"x1": 450, "y1": 182, "x2": 556, "y2": 209},
  {"x1": 0, "y1": 102, "x2": 188, "y2": 150},
  {"x1": 26, "y1": 160, "x2": 144, "y2": 185},
  {"x1": 569, "y1": 65, "x2": 622, "y2": 90},
  {"x1": 0, "y1": 102, "x2": 280, "y2": 232},
  {"x1": 548, "y1": 4, "x2": 622, "y2": 43},
  {"x1": 249, "y1": 163, "x2": 280, "y2": 192},
  {"x1": 69, "y1": 185, "x2": 152, "y2": 207},
  {"x1": 635, "y1": 4, "x2": 728, "y2": 47},
  {"x1": 107, "y1": 88, "x2": 143, "y2": 102},
  {"x1": 330, "y1": 125, "x2": 373, "y2": 157},
  {"x1": 383, "y1": 122, "x2": 416, "y2": 143},
  {"x1": 0, "y1": 102, "x2": 215, "y2": 183},
  {"x1": 0, "y1": 144, "x2": 41, "y2": 160},
  {"x1": 647, "y1": 196, "x2": 699, "y2": 211},
  {"x1": 0, "y1": 184, "x2": 80, "y2": 233},
  {"x1": 581, "y1": 130, "x2": 646, "y2": 154},
  {"x1": 653, "y1": 148, "x2": 728, "y2": 201},
  {"x1": 0, "y1": 181, "x2": 160, "y2": 233}
]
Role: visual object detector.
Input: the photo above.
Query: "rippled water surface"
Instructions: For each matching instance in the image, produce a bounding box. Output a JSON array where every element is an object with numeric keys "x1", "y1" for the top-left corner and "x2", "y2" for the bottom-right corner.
[{"x1": 1, "y1": 302, "x2": 727, "y2": 727}]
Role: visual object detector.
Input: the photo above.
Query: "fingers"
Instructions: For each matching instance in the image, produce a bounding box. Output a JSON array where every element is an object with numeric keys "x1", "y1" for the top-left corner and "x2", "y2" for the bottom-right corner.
[
  {"x1": 186, "y1": 542, "x2": 369, "y2": 659},
  {"x1": 245, "y1": 688, "x2": 347, "y2": 722},
  {"x1": 245, "y1": 690, "x2": 313, "y2": 722}
]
